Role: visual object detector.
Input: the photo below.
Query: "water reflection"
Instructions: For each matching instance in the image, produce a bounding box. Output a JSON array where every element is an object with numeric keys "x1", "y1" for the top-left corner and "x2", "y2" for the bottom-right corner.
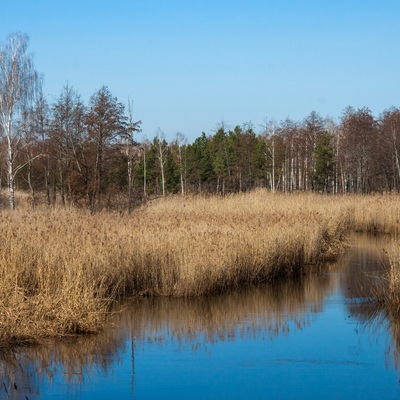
[
  {"x1": 338, "y1": 232, "x2": 390, "y2": 300},
  {"x1": 339, "y1": 234, "x2": 400, "y2": 374},
  {"x1": 120, "y1": 273, "x2": 333, "y2": 347},
  {"x1": 1, "y1": 233, "x2": 399, "y2": 399},
  {"x1": 0, "y1": 331, "x2": 128, "y2": 399}
]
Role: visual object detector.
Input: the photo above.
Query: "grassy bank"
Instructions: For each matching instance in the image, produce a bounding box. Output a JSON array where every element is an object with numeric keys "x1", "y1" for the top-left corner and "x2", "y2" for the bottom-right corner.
[
  {"x1": 350, "y1": 195, "x2": 400, "y2": 314},
  {"x1": 0, "y1": 190, "x2": 399, "y2": 346}
]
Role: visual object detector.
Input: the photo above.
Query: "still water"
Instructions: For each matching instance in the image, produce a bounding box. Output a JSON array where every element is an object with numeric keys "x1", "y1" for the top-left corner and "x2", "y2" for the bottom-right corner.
[{"x1": 1, "y1": 234, "x2": 400, "y2": 399}]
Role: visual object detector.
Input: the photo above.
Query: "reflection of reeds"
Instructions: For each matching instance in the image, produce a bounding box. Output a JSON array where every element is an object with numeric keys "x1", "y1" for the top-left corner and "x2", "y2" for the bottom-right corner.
[
  {"x1": 350, "y1": 196, "x2": 400, "y2": 314},
  {"x1": 0, "y1": 330, "x2": 126, "y2": 399},
  {"x1": 386, "y1": 312, "x2": 400, "y2": 370},
  {"x1": 373, "y1": 239, "x2": 400, "y2": 314},
  {"x1": 117, "y1": 272, "x2": 335, "y2": 346},
  {"x1": 6, "y1": 190, "x2": 400, "y2": 346},
  {"x1": 342, "y1": 196, "x2": 400, "y2": 314},
  {"x1": 352, "y1": 307, "x2": 400, "y2": 372},
  {"x1": 0, "y1": 270, "x2": 336, "y2": 398},
  {"x1": 343, "y1": 234, "x2": 400, "y2": 374},
  {"x1": 388, "y1": 240, "x2": 400, "y2": 310}
]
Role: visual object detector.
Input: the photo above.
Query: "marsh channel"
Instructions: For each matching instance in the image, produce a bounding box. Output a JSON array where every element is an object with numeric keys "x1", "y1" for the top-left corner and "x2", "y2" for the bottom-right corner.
[{"x1": 1, "y1": 233, "x2": 400, "y2": 399}]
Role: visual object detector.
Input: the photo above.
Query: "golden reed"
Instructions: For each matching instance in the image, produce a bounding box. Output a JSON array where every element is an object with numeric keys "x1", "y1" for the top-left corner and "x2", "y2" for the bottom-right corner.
[{"x1": 1, "y1": 190, "x2": 399, "y2": 346}]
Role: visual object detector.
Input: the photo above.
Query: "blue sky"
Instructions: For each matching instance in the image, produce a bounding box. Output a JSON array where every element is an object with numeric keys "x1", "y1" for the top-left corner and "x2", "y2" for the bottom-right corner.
[{"x1": 2, "y1": 1, "x2": 400, "y2": 142}]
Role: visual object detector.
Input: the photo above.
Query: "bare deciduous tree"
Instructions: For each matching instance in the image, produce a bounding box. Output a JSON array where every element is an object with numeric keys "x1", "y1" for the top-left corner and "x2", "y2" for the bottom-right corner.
[
  {"x1": 0, "y1": 33, "x2": 38, "y2": 209},
  {"x1": 86, "y1": 86, "x2": 127, "y2": 210},
  {"x1": 125, "y1": 99, "x2": 141, "y2": 212},
  {"x1": 154, "y1": 129, "x2": 168, "y2": 196},
  {"x1": 173, "y1": 131, "x2": 187, "y2": 196},
  {"x1": 51, "y1": 85, "x2": 88, "y2": 206}
]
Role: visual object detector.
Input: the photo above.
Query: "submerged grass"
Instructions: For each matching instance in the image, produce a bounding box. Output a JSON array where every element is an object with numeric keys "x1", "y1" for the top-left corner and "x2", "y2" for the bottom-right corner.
[{"x1": 1, "y1": 190, "x2": 400, "y2": 346}]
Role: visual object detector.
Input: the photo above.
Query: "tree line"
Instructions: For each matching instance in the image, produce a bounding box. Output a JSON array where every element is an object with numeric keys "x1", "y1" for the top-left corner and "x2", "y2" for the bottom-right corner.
[{"x1": 1, "y1": 33, "x2": 400, "y2": 211}]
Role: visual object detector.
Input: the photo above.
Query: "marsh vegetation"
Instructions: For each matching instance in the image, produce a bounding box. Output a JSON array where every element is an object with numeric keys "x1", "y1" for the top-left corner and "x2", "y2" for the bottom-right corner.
[
  {"x1": 1, "y1": 235, "x2": 399, "y2": 399},
  {"x1": 0, "y1": 190, "x2": 400, "y2": 347}
]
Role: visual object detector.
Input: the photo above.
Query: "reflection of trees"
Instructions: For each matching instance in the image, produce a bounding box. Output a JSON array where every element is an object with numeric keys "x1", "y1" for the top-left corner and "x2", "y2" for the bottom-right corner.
[{"x1": 0, "y1": 270, "x2": 336, "y2": 398}]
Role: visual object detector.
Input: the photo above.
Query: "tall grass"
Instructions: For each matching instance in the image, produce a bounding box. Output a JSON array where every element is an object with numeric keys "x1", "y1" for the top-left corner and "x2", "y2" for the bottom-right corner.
[
  {"x1": 1, "y1": 190, "x2": 399, "y2": 346},
  {"x1": 351, "y1": 195, "x2": 400, "y2": 235},
  {"x1": 349, "y1": 195, "x2": 400, "y2": 313},
  {"x1": 0, "y1": 191, "x2": 347, "y2": 345}
]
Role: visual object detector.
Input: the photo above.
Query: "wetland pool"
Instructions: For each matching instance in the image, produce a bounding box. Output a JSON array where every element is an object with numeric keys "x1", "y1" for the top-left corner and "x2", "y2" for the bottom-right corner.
[{"x1": 1, "y1": 234, "x2": 400, "y2": 399}]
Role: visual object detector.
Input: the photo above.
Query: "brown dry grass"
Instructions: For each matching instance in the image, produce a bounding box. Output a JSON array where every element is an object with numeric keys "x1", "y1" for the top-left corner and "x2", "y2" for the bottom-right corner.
[
  {"x1": 348, "y1": 195, "x2": 400, "y2": 313},
  {"x1": 350, "y1": 194, "x2": 400, "y2": 235},
  {"x1": 1, "y1": 189, "x2": 400, "y2": 346}
]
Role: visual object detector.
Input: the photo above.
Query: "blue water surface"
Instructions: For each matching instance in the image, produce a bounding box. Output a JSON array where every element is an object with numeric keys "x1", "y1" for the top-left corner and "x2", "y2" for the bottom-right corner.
[{"x1": 1, "y1": 234, "x2": 399, "y2": 400}]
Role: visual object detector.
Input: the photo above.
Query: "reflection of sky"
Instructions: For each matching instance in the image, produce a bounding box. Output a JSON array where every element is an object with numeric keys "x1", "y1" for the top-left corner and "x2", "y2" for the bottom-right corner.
[
  {"x1": 132, "y1": 299, "x2": 398, "y2": 400},
  {"x1": 2, "y1": 234, "x2": 400, "y2": 399},
  {"x1": 33, "y1": 305, "x2": 399, "y2": 400}
]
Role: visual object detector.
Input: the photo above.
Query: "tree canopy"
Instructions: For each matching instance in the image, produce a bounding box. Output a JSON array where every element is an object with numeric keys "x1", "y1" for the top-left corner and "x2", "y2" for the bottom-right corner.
[{"x1": 1, "y1": 33, "x2": 400, "y2": 210}]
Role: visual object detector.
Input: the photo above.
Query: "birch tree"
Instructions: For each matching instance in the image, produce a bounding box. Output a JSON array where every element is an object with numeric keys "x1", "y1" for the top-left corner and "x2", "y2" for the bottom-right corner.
[
  {"x1": 140, "y1": 137, "x2": 150, "y2": 197},
  {"x1": 0, "y1": 33, "x2": 38, "y2": 209},
  {"x1": 125, "y1": 99, "x2": 141, "y2": 211},
  {"x1": 32, "y1": 83, "x2": 51, "y2": 205},
  {"x1": 154, "y1": 129, "x2": 168, "y2": 196},
  {"x1": 262, "y1": 119, "x2": 277, "y2": 192},
  {"x1": 173, "y1": 131, "x2": 187, "y2": 196}
]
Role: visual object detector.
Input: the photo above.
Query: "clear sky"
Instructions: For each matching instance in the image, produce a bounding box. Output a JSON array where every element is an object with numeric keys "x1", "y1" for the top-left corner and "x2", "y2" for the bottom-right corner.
[{"x1": 1, "y1": 0, "x2": 400, "y2": 142}]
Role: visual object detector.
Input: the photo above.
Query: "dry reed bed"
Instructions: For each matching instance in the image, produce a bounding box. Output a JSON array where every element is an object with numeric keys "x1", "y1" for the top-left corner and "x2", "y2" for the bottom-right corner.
[
  {"x1": 351, "y1": 195, "x2": 400, "y2": 235},
  {"x1": 0, "y1": 191, "x2": 350, "y2": 346},
  {"x1": 1, "y1": 190, "x2": 399, "y2": 346}
]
